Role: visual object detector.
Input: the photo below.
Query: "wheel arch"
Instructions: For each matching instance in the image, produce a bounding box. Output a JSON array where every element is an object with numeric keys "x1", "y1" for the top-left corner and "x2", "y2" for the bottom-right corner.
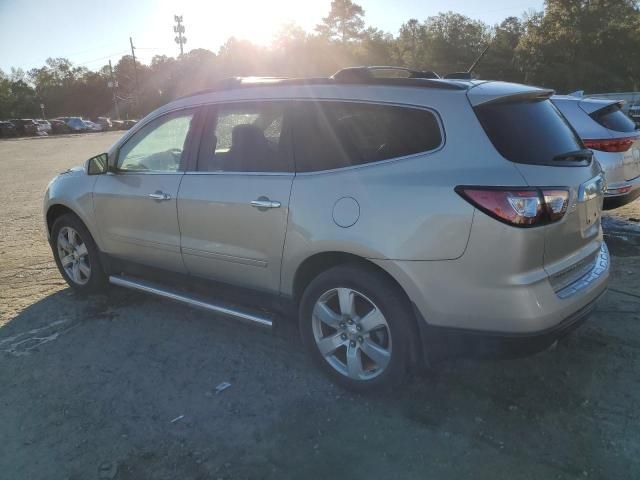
[
  {"x1": 290, "y1": 251, "x2": 425, "y2": 365},
  {"x1": 46, "y1": 203, "x2": 102, "y2": 251},
  {"x1": 46, "y1": 204, "x2": 76, "y2": 237}
]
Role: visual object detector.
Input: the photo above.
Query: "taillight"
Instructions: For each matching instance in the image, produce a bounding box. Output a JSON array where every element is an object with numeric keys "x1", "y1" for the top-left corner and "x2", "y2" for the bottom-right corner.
[
  {"x1": 583, "y1": 137, "x2": 636, "y2": 153},
  {"x1": 456, "y1": 187, "x2": 569, "y2": 227}
]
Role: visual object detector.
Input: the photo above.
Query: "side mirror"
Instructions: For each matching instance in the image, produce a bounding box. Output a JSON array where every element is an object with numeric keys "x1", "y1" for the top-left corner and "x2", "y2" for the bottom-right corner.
[{"x1": 87, "y1": 153, "x2": 108, "y2": 175}]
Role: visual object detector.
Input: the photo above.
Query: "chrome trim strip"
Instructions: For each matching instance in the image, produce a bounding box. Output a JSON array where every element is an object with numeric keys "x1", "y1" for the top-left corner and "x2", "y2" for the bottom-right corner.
[
  {"x1": 578, "y1": 174, "x2": 605, "y2": 202},
  {"x1": 109, "y1": 275, "x2": 272, "y2": 328},
  {"x1": 107, "y1": 233, "x2": 180, "y2": 253},
  {"x1": 181, "y1": 247, "x2": 268, "y2": 267},
  {"x1": 556, "y1": 243, "x2": 609, "y2": 299}
]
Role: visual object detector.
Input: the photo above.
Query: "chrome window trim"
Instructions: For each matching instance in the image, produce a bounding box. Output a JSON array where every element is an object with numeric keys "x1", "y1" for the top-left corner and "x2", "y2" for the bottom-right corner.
[
  {"x1": 106, "y1": 171, "x2": 185, "y2": 176},
  {"x1": 184, "y1": 171, "x2": 294, "y2": 176},
  {"x1": 187, "y1": 98, "x2": 446, "y2": 175}
]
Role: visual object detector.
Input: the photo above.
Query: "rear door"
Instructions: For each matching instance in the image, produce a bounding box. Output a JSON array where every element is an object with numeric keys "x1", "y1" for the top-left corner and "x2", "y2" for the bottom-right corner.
[
  {"x1": 473, "y1": 94, "x2": 604, "y2": 273},
  {"x1": 177, "y1": 101, "x2": 294, "y2": 292}
]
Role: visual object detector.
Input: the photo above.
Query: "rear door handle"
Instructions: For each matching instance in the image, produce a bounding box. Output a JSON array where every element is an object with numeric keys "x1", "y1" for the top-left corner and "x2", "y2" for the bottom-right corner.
[
  {"x1": 250, "y1": 199, "x2": 281, "y2": 209},
  {"x1": 148, "y1": 191, "x2": 171, "y2": 201}
]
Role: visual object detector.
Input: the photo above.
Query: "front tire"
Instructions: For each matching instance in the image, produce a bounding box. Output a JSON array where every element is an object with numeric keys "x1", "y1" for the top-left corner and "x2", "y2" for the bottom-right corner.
[
  {"x1": 51, "y1": 213, "x2": 107, "y2": 293},
  {"x1": 299, "y1": 265, "x2": 413, "y2": 392}
]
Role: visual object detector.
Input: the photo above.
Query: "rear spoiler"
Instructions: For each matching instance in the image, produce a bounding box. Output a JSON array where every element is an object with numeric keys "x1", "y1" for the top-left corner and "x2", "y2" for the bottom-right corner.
[
  {"x1": 467, "y1": 82, "x2": 554, "y2": 107},
  {"x1": 578, "y1": 98, "x2": 625, "y2": 115}
]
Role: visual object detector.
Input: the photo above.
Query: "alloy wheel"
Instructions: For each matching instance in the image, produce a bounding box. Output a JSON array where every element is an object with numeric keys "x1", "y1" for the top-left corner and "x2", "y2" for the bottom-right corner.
[
  {"x1": 311, "y1": 287, "x2": 392, "y2": 381},
  {"x1": 56, "y1": 226, "x2": 91, "y2": 286}
]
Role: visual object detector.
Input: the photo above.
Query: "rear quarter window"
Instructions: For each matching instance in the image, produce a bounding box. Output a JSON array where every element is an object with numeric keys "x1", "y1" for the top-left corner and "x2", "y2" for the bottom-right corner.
[
  {"x1": 590, "y1": 104, "x2": 637, "y2": 133},
  {"x1": 293, "y1": 102, "x2": 442, "y2": 172},
  {"x1": 474, "y1": 99, "x2": 583, "y2": 166}
]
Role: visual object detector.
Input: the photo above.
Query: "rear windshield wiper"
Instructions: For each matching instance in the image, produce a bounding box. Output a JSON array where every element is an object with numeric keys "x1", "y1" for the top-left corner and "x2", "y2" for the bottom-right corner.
[{"x1": 553, "y1": 149, "x2": 593, "y2": 162}]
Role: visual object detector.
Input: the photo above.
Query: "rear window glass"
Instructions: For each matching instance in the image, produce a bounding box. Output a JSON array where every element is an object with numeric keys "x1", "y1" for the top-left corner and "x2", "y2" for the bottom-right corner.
[
  {"x1": 590, "y1": 104, "x2": 637, "y2": 133},
  {"x1": 475, "y1": 99, "x2": 583, "y2": 165},
  {"x1": 293, "y1": 102, "x2": 442, "y2": 172}
]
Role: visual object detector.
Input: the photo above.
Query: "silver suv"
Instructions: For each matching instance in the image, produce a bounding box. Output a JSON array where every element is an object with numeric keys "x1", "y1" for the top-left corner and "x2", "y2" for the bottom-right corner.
[
  {"x1": 551, "y1": 95, "x2": 640, "y2": 209},
  {"x1": 44, "y1": 68, "x2": 609, "y2": 391}
]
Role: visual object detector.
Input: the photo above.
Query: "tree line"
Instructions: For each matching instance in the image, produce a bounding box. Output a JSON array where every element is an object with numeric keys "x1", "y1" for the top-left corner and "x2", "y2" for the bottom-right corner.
[{"x1": 2, "y1": 0, "x2": 639, "y2": 120}]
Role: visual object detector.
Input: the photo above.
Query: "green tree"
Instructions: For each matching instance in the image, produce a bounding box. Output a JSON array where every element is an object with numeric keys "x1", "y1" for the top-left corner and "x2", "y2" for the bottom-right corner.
[
  {"x1": 517, "y1": 0, "x2": 640, "y2": 92},
  {"x1": 396, "y1": 19, "x2": 429, "y2": 69},
  {"x1": 476, "y1": 16, "x2": 525, "y2": 82},
  {"x1": 423, "y1": 12, "x2": 491, "y2": 75},
  {"x1": 316, "y1": 0, "x2": 366, "y2": 42}
]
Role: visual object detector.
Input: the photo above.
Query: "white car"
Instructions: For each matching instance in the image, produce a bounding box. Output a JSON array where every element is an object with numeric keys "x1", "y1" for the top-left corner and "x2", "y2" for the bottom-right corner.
[
  {"x1": 83, "y1": 120, "x2": 103, "y2": 132},
  {"x1": 552, "y1": 95, "x2": 640, "y2": 209},
  {"x1": 36, "y1": 120, "x2": 52, "y2": 134}
]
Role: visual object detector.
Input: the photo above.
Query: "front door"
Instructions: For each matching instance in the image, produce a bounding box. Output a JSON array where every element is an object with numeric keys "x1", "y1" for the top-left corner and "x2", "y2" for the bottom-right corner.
[
  {"x1": 178, "y1": 102, "x2": 294, "y2": 292},
  {"x1": 94, "y1": 108, "x2": 200, "y2": 273}
]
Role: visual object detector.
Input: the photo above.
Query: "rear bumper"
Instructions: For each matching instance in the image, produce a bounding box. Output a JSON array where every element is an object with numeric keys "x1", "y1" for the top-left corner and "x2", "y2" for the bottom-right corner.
[
  {"x1": 422, "y1": 289, "x2": 604, "y2": 360},
  {"x1": 604, "y1": 177, "x2": 640, "y2": 209}
]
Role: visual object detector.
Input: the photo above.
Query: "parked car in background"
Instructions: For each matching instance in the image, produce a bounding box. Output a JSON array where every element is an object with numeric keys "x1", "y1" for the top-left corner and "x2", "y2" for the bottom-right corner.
[
  {"x1": 93, "y1": 117, "x2": 112, "y2": 130},
  {"x1": 37, "y1": 120, "x2": 52, "y2": 134},
  {"x1": 49, "y1": 119, "x2": 71, "y2": 134},
  {"x1": 0, "y1": 121, "x2": 18, "y2": 138},
  {"x1": 45, "y1": 69, "x2": 609, "y2": 391},
  {"x1": 10, "y1": 119, "x2": 39, "y2": 136},
  {"x1": 83, "y1": 120, "x2": 103, "y2": 132},
  {"x1": 122, "y1": 119, "x2": 138, "y2": 129},
  {"x1": 111, "y1": 120, "x2": 125, "y2": 130},
  {"x1": 629, "y1": 104, "x2": 640, "y2": 127},
  {"x1": 61, "y1": 117, "x2": 89, "y2": 132},
  {"x1": 552, "y1": 96, "x2": 640, "y2": 209}
]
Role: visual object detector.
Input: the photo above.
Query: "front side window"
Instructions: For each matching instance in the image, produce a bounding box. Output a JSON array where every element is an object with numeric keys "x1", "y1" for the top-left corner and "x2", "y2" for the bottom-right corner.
[
  {"x1": 117, "y1": 111, "x2": 194, "y2": 172},
  {"x1": 293, "y1": 102, "x2": 443, "y2": 173},
  {"x1": 197, "y1": 103, "x2": 290, "y2": 172}
]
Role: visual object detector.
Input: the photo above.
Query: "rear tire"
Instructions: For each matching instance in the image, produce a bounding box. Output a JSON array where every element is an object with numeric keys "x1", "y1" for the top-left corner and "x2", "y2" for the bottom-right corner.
[
  {"x1": 51, "y1": 213, "x2": 107, "y2": 293},
  {"x1": 299, "y1": 264, "x2": 413, "y2": 392}
]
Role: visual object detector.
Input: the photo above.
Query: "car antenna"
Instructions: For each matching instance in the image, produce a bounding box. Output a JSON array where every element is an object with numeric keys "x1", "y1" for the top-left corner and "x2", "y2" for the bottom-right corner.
[{"x1": 443, "y1": 44, "x2": 491, "y2": 80}]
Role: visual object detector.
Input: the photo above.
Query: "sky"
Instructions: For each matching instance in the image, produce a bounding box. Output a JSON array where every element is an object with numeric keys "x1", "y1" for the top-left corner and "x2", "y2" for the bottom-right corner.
[{"x1": 0, "y1": 0, "x2": 544, "y2": 73}]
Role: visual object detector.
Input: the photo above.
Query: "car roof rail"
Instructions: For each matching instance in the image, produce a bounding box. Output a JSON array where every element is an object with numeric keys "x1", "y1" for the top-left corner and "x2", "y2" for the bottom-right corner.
[
  {"x1": 443, "y1": 72, "x2": 473, "y2": 80},
  {"x1": 180, "y1": 68, "x2": 468, "y2": 100},
  {"x1": 331, "y1": 66, "x2": 441, "y2": 81}
]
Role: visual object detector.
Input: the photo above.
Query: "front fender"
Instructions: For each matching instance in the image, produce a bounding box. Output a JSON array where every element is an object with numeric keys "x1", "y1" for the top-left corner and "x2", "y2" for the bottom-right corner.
[{"x1": 44, "y1": 172, "x2": 102, "y2": 249}]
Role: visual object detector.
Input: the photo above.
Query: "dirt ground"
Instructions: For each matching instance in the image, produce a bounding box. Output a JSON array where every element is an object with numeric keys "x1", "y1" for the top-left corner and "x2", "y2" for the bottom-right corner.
[{"x1": 1, "y1": 132, "x2": 640, "y2": 480}]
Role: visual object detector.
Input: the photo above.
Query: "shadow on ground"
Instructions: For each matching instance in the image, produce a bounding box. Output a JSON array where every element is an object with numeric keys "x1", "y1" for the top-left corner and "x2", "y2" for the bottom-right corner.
[{"x1": 1, "y1": 277, "x2": 639, "y2": 479}]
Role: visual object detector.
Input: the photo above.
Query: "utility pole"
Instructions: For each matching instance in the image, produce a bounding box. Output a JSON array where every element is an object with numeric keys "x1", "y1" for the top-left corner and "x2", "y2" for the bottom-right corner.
[
  {"x1": 173, "y1": 15, "x2": 187, "y2": 56},
  {"x1": 129, "y1": 36, "x2": 140, "y2": 116},
  {"x1": 108, "y1": 60, "x2": 120, "y2": 120}
]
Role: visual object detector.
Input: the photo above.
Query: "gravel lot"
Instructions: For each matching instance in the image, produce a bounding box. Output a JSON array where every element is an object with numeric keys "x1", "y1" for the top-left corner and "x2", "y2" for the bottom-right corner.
[{"x1": 1, "y1": 132, "x2": 640, "y2": 480}]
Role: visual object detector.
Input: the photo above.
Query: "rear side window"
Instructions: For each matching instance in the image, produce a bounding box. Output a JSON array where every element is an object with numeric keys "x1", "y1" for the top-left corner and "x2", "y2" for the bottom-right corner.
[
  {"x1": 475, "y1": 99, "x2": 583, "y2": 166},
  {"x1": 590, "y1": 104, "x2": 637, "y2": 133},
  {"x1": 197, "y1": 102, "x2": 291, "y2": 173},
  {"x1": 293, "y1": 102, "x2": 442, "y2": 172}
]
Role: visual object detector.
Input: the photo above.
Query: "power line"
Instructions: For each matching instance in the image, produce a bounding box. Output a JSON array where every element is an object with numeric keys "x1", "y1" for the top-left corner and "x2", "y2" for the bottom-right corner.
[{"x1": 75, "y1": 51, "x2": 130, "y2": 66}]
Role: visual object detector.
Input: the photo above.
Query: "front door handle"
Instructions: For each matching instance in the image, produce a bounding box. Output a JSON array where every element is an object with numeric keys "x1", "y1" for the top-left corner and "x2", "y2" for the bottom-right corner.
[
  {"x1": 250, "y1": 199, "x2": 281, "y2": 209},
  {"x1": 148, "y1": 191, "x2": 171, "y2": 201}
]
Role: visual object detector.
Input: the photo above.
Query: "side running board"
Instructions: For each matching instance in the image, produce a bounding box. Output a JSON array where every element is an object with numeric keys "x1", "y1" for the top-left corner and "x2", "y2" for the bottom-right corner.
[{"x1": 109, "y1": 275, "x2": 273, "y2": 328}]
